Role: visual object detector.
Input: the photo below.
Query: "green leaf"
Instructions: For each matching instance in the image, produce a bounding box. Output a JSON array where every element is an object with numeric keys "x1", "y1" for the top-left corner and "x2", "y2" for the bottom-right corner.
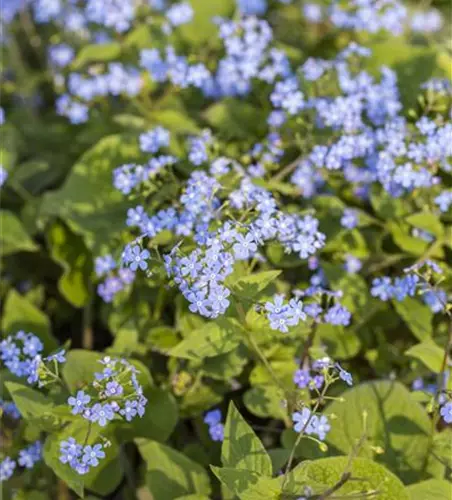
[
  {"x1": 316, "y1": 324, "x2": 361, "y2": 360},
  {"x1": 244, "y1": 385, "x2": 287, "y2": 421},
  {"x1": 222, "y1": 401, "x2": 272, "y2": 475},
  {"x1": 72, "y1": 43, "x2": 121, "y2": 69},
  {"x1": 393, "y1": 297, "x2": 433, "y2": 341},
  {"x1": 41, "y1": 134, "x2": 143, "y2": 251},
  {"x1": 228, "y1": 270, "x2": 281, "y2": 300},
  {"x1": 366, "y1": 38, "x2": 442, "y2": 108},
  {"x1": 405, "y1": 340, "x2": 444, "y2": 373},
  {"x1": 44, "y1": 420, "x2": 122, "y2": 497},
  {"x1": 285, "y1": 457, "x2": 409, "y2": 500},
  {"x1": 407, "y1": 479, "x2": 452, "y2": 500},
  {"x1": 136, "y1": 440, "x2": 211, "y2": 500},
  {"x1": 5, "y1": 381, "x2": 59, "y2": 431},
  {"x1": 323, "y1": 380, "x2": 439, "y2": 484},
  {"x1": 179, "y1": 0, "x2": 234, "y2": 46},
  {"x1": 201, "y1": 345, "x2": 248, "y2": 380},
  {"x1": 1, "y1": 290, "x2": 57, "y2": 352},
  {"x1": 0, "y1": 210, "x2": 38, "y2": 255},
  {"x1": 170, "y1": 317, "x2": 243, "y2": 360},
  {"x1": 203, "y1": 99, "x2": 267, "y2": 139},
  {"x1": 149, "y1": 109, "x2": 200, "y2": 134},
  {"x1": 47, "y1": 220, "x2": 92, "y2": 307},
  {"x1": 211, "y1": 467, "x2": 281, "y2": 500},
  {"x1": 406, "y1": 212, "x2": 444, "y2": 239}
]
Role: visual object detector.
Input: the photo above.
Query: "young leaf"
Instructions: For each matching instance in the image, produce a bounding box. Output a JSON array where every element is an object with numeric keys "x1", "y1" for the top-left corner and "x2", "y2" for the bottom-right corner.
[{"x1": 222, "y1": 401, "x2": 272, "y2": 475}]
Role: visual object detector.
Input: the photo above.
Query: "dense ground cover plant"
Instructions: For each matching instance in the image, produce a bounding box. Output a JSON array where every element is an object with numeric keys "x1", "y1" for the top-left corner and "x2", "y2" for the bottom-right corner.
[{"x1": 0, "y1": 0, "x2": 451, "y2": 499}]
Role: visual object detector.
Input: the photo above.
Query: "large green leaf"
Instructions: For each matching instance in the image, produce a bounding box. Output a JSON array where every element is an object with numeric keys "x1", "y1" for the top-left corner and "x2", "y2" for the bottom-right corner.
[
  {"x1": 0, "y1": 210, "x2": 38, "y2": 255},
  {"x1": 323, "y1": 381, "x2": 439, "y2": 484},
  {"x1": 170, "y1": 317, "x2": 243, "y2": 360},
  {"x1": 285, "y1": 457, "x2": 409, "y2": 500},
  {"x1": 41, "y1": 134, "x2": 142, "y2": 251},
  {"x1": 407, "y1": 479, "x2": 452, "y2": 500},
  {"x1": 136, "y1": 440, "x2": 211, "y2": 500},
  {"x1": 222, "y1": 402, "x2": 272, "y2": 475},
  {"x1": 1, "y1": 290, "x2": 56, "y2": 352}
]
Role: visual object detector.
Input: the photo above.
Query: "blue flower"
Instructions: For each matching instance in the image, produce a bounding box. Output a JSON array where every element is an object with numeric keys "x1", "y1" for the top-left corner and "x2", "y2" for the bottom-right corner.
[
  {"x1": 0, "y1": 457, "x2": 16, "y2": 481},
  {"x1": 59, "y1": 438, "x2": 82, "y2": 465},
  {"x1": 105, "y1": 381, "x2": 123, "y2": 397},
  {"x1": 336, "y1": 363, "x2": 353, "y2": 386},
  {"x1": 209, "y1": 423, "x2": 225, "y2": 442},
  {"x1": 440, "y1": 402, "x2": 452, "y2": 424},
  {"x1": 204, "y1": 409, "x2": 222, "y2": 426},
  {"x1": 293, "y1": 369, "x2": 311, "y2": 389},
  {"x1": 127, "y1": 245, "x2": 150, "y2": 272},
  {"x1": 68, "y1": 391, "x2": 91, "y2": 415},
  {"x1": 340, "y1": 208, "x2": 359, "y2": 229},
  {"x1": 89, "y1": 403, "x2": 115, "y2": 427},
  {"x1": 324, "y1": 304, "x2": 351, "y2": 326},
  {"x1": 82, "y1": 444, "x2": 105, "y2": 467},
  {"x1": 120, "y1": 400, "x2": 138, "y2": 422},
  {"x1": 139, "y1": 127, "x2": 170, "y2": 154},
  {"x1": 46, "y1": 349, "x2": 66, "y2": 363},
  {"x1": 292, "y1": 408, "x2": 315, "y2": 434}
]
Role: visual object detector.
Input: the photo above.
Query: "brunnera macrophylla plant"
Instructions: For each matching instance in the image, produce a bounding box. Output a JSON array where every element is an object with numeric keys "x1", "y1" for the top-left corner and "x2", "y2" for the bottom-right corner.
[{"x1": 0, "y1": 0, "x2": 452, "y2": 499}]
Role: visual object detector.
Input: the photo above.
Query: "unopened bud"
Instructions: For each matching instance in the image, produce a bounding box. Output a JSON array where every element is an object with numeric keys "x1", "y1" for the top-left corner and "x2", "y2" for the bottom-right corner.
[{"x1": 319, "y1": 442, "x2": 328, "y2": 452}]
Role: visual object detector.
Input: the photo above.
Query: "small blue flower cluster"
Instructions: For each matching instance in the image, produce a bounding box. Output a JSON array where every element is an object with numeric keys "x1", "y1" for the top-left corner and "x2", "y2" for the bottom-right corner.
[
  {"x1": 59, "y1": 438, "x2": 106, "y2": 476},
  {"x1": 56, "y1": 64, "x2": 142, "y2": 124},
  {"x1": 95, "y1": 254, "x2": 136, "y2": 303},
  {"x1": 303, "y1": 0, "x2": 443, "y2": 35},
  {"x1": 0, "y1": 441, "x2": 42, "y2": 482},
  {"x1": 113, "y1": 127, "x2": 177, "y2": 195},
  {"x1": 440, "y1": 402, "x2": 452, "y2": 424},
  {"x1": 295, "y1": 357, "x2": 353, "y2": 389},
  {"x1": 60, "y1": 357, "x2": 147, "y2": 475},
  {"x1": 141, "y1": 16, "x2": 290, "y2": 98},
  {"x1": 292, "y1": 408, "x2": 330, "y2": 441},
  {"x1": 266, "y1": 288, "x2": 351, "y2": 333},
  {"x1": 204, "y1": 409, "x2": 224, "y2": 442},
  {"x1": 0, "y1": 331, "x2": 65, "y2": 385},
  {"x1": 371, "y1": 260, "x2": 447, "y2": 313},
  {"x1": 65, "y1": 356, "x2": 147, "y2": 427}
]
